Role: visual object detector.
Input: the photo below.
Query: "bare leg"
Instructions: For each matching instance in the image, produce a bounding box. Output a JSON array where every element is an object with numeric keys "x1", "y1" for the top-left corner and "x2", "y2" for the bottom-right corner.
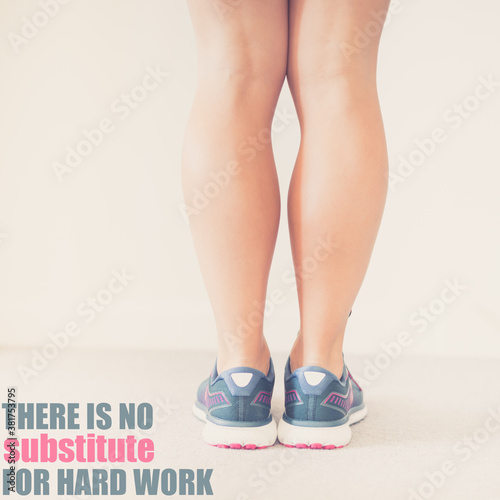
[
  {"x1": 182, "y1": 0, "x2": 288, "y2": 373},
  {"x1": 287, "y1": 0, "x2": 390, "y2": 376}
]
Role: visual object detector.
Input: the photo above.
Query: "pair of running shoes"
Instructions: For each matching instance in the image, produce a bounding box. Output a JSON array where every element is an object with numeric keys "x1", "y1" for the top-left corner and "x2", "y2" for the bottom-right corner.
[{"x1": 193, "y1": 357, "x2": 366, "y2": 450}]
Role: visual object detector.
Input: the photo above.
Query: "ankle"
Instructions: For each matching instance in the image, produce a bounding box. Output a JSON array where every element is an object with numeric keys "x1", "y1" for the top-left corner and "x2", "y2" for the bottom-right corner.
[
  {"x1": 290, "y1": 338, "x2": 344, "y2": 379},
  {"x1": 217, "y1": 339, "x2": 270, "y2": 374}
]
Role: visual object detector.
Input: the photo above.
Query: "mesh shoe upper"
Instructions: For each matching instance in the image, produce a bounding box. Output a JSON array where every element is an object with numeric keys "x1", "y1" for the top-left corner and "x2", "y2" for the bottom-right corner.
[
  {"x1": 196, "y1": 360, "x2": 275, "y2": 426},
  {"x1": 282, "y1": 358, "x2": 364, "y2": 426}
]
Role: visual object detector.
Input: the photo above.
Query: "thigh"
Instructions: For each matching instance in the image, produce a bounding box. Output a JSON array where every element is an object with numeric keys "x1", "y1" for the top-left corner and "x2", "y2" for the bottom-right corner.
[
  {"x1": 187, "y1": 0, "x2": 289, "y2": 95},
  {"x1": 287, "y1": 0, "x2": 391, "y2": 95}
]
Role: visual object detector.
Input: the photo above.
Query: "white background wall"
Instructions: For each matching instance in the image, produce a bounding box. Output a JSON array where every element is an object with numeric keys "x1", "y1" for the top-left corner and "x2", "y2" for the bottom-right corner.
[{"x1": 1, "y1": 0, "x2": 499, "y2": 360}]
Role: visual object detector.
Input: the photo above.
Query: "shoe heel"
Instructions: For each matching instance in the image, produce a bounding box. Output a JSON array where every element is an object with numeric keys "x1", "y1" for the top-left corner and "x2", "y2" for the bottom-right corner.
[
  {"x1": 278, "y1": 406, "x2": 367, "y2": 449},
  {"x1": 203, "y1": 419, "x2": 277, "y2": 449},
  {"x1": 277, "y1": 419, "x2": 351, "y2": 449}
]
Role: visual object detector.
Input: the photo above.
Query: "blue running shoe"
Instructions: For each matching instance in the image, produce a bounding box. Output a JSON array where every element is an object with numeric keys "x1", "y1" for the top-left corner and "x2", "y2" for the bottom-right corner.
[
  {"x1": 278, "y1": 358, "x2": 367, "y2": 449},
  {"x1": 193, "y1": 360, "x2": 277, "y2": 449}
]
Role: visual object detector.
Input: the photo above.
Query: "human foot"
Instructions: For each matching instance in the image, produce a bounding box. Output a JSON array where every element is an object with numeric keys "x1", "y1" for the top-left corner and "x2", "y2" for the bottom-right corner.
[
  {"x1": 277, "y1": 358, "x2": 366, "y2": 449},
  {"x1": 193, "y1": 359, "x2": 277, "y2": 449}
]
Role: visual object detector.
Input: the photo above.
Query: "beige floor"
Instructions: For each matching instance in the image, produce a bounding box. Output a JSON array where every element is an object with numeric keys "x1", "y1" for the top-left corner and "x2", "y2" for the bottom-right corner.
[{"x1": 1, "y1": 347, "x2": 499, "y2": 499}]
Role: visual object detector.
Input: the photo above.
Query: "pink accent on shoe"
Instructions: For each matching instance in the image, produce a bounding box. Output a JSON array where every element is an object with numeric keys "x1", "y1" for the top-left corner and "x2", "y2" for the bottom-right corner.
[
  {"x1": 209, "y1": 442, "x2": 269, "y2": 450},
  {"x1": 285, "y1": 390, "x2": 303, "y2": 405},
  {"x1": 251, "y1": 391, "x2": 272, "y2": 406},
  {"x1": 281, "y1": 443, "x2": 347, "y2": 449},
  {"x1": 321, "y1": 380, "x2": 354, "y2": 411},
  {"x1": 204, "y1": 386, "x2": 231, "y2": 410}
]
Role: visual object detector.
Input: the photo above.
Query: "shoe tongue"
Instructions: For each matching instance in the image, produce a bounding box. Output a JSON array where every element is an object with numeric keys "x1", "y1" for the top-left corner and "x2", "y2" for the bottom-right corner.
[
  {"x1": 230, "y1": 372, "x2": 253, "y2": 387},
  {"x1": 303, "y1": 371, "x2": 326, "y2": 386}
]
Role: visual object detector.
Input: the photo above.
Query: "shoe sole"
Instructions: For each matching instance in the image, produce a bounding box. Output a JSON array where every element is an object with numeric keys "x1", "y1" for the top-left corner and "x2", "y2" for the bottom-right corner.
[
  {"x1": 277, "y1": 406, "x2": 367, "y2": 449},
  {"x1": 192, "y1": 404, "x2": 277, "y2": 449}
]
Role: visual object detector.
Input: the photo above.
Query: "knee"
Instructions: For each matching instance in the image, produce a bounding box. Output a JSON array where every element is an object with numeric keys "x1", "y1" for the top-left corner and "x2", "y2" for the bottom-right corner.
[
  {"x1": 288, "y1": 54, "x2": 379, "y2": 115},
  {"x1": 197, "y1": 48, "x2": 286, "y2": 105},
  {"x1": 287, "y1": 32, "x2": 381, "y2": 110}
]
